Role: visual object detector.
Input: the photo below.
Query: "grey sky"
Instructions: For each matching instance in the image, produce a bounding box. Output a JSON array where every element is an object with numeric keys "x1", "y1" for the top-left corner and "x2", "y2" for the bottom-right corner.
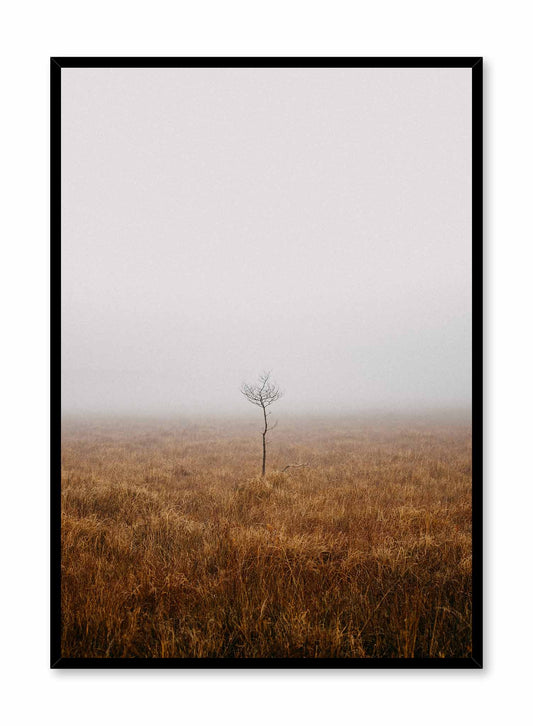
[{"x1": 61, "y1": 67, "x2": 472, "y2": 416}]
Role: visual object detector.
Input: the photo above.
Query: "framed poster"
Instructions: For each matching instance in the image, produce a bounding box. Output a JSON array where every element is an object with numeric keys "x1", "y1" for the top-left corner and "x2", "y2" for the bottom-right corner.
[{"x1": 51, "y1": 57, "x2": 482, "y2": 668}]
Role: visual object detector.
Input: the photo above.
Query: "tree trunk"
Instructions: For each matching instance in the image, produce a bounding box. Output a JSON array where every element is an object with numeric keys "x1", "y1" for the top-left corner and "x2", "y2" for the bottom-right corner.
[{"x1": 261, "y1": 403, "x2": 267, "y2": 476}]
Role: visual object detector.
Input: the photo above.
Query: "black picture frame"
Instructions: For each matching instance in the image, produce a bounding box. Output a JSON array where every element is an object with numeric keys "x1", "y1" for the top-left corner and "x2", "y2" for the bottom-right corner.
[{"x1": 51, "y1": 56, "x2": 482, "y2": 669}]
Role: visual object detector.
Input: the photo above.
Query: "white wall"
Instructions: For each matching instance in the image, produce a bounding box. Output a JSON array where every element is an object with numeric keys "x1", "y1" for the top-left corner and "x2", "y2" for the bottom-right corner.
[{"x1": 1, "y1": 1, "x2": 530, "y2": 724}]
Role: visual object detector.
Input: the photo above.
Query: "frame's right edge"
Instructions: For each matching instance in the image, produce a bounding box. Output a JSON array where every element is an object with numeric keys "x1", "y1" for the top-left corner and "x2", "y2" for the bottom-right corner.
[{"x1": 471, "y1": 56, "x2": 483, "y2": 669}]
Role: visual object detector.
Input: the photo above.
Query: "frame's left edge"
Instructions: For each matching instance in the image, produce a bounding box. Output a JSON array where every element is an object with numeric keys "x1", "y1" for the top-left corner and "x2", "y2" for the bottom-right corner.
[{"x1": 50, "y1": 57, "x2": 62, "y2": 668}]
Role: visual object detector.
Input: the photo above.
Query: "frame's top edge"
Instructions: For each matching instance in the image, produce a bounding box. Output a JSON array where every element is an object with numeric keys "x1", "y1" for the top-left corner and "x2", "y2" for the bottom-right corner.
[{"x1": 50, "y1": 56, "x2": 482, "y2": 69}]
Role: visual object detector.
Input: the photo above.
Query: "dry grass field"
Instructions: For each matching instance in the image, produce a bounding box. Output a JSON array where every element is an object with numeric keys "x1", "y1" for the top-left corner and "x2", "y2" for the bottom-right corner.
[{"x1": 60, "y1": 415, "x2": 472, "y2": 659}]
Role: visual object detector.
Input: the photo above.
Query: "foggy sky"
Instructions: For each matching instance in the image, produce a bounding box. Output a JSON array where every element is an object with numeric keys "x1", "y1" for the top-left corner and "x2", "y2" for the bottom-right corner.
[{"x1": 61, "y1": 67, "x2": 472, "y2": 416}]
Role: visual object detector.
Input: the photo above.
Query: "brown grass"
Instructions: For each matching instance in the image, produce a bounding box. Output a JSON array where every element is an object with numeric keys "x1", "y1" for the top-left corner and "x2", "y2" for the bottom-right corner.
[{"x1": 60, "y1": 416, "x2": 472, "y2": 659}]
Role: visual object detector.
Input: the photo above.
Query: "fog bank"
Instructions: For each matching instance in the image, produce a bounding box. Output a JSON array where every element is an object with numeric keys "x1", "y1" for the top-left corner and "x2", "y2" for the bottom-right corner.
[{"x1": 61, "y1": 67, "x2": 471, "y2": 416}]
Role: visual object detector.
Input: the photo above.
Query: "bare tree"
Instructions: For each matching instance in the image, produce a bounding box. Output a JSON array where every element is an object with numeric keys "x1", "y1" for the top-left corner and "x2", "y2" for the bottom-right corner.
[{"x1": 241, "y1": 371, "x2": 282, "y2": 476}]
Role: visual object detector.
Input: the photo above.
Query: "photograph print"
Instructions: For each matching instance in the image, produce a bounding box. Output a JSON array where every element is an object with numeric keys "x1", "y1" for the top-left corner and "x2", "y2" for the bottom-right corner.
[{"x1": 52, "y1": 57, "x2": 482, "y2": 667}]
